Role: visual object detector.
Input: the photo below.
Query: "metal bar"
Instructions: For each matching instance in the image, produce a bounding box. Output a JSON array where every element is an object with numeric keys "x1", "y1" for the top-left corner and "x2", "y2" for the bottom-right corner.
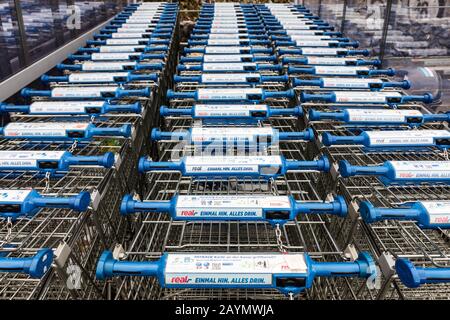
[
  {"x1": 340, "y1": 0, "x2": 348, "y2": 33},
  {"x1": 12, "y1": 0, "x2": 30, "y2": 67},
  {"x1": 378, "y1": 0, "x2": 393, "y2": 66}
]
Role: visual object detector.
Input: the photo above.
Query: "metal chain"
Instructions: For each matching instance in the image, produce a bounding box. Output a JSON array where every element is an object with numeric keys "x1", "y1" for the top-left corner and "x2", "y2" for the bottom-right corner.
[
  {"x1": 44, "y1": 171, "x2": 51, "y2": 193},
  {"x1": 275, "y1": 224, "x2": 286, "y2": 253},
  {"x1": 68, "y1": 140, "x2": 78, "y2": 153}
]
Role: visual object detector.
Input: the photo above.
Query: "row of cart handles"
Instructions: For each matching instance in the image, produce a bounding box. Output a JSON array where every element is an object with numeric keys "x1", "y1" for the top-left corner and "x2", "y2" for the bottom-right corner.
[
  {"x1": 1, "y1": 249, "x2": 448, "y2": 293},
  {"x1": 1, "y1": 0, "x2": 449, "y2": 297}
]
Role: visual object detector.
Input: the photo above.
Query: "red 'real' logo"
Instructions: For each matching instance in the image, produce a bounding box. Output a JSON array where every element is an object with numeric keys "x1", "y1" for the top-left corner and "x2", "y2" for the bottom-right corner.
[
  {"x1": 181, "y1": 210, "x2": 195, "y2": 216},
  {"x1": 170, "y1": 276, "x2": 190, "y2": 283},
  {"x1": 435, "y1": 217, "x2": 449, "y2": 223}
]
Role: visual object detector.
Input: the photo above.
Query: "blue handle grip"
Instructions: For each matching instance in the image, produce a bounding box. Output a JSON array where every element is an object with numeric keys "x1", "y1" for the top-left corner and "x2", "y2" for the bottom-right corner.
[
  {"x1": 423, "y1": 113, "x2": 450, "y2": 123},
  {"x1": 41, "y1": 75, "x2": 67, "y2": 83},
  {"x1": 300, "y1": 92, "x2": 332, "y2": 102},
  {"x1": 368, "y1": 68, "x2": 396, "y2": 76},
  {"x1": 271, "y1": 106, "x2": 303, "y2": 117},
  {"x1": 90, "y1": 124, "x2": 131, "y2": 138},
  {"x1": 313, "y1": 252, "x2": 375, "y2": 278},
  {"x1": 396, "y1": 259, "x2": 450, "y2": 288},
  {"x1": 278, "y1": 128, "x2": 314, "y2": 141},
  {"x1": 174, "y1": 75, "x2": 200, "y2": 82},
  {"x1": 359, "y1": 201, "x2": 420, "y2": 223},
  {"x1": 144, "y1": 45, "x2": 169, "y2": 52},
  {"x1": 160, "y1": 105, "x2": 190, "y2": 116},
  {"x1": 338, "y1": 160, "x2": 389, "y2": 178},
  {"x1": 128, "y1": 73, "x2": 158, "y2": 82},
  {"x1": 309, "y1": 109, "x2": 345, "y2": 121},
  {"x1": 288, "y1": 67, "x2": 313, "y2": 74},
  {"x1": 402, "y1": 93, "x2": 434, "y2": 104},
  {"x1": 140, "y1": 53, "x2": 166, "y2": 60},
  {"x1": 151, "y1": 128, "x2": 189, "y2": 141},
  {"x1": 96, "y1": 251, "x2": 162, "y2": 280},
  {"x1": 77, "y1": 47, "x2": 98, "y2": 53},
  {"x1": 117, "y1": 88, "x2": 151, "y2": 98},
  {"x1": 138, "y1": 157, "x2": 181, "y2": 173},
  {"x1": 65, "y1": 152, "x2": 115, "y2": 168},
  {"x1": 295, "y1": 195, "x2": 347, "y2": 217},
  {"x1": 21, "y1": 88, "x2": 51, "y2": 97},
  {"x1": 0, "y1": 249, "x2": 53, "y2": 278},
  {"x1": 68, "y1": 54, "x2": 91, "y2": 61},
  {"x1": 260, "y1": 75, "x2": 289, "y2": 82},
  {"x1": 0, "y1": 103, "x2": 30, "y2": 113},
  {"x1": 31, "y1": 191, "x2": 91, "y2": 211},
  {"x1": 120, "y1": 194, "x2": 172, "y2": 215},
  {"x1": 285, "y1": 155, "x2": 330, "y2": 172},
  {"x1": 86, "y1": 40, "x2": 106, "y2": 45},
  {"x1": 135, "y1": 63, "x2": 164, "y2": 70},
  {"x1": 56, "y1": 64, "x2": 82, "y2": 71}
]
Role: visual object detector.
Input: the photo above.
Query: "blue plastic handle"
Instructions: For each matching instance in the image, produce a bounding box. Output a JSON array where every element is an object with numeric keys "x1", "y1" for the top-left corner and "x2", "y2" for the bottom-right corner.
[
  {"x1": 338, "y1": 160, "x2": 389, "y2": 178},
  {"x1": 64, "y1": 152, "x2": 115, "y2": 168},
  {"x1": 56, "y1": 63, "x2": 82, "y2": 71},
  {"x1": 0, "y1": 249, "x2": 53, "y2": 278},
  {"x1": 95, "y1": 251, "x2": 376, "y2": 296},
  {"x1": 135, "y1": 62, "x2": 164, "y2": 70},
  {"x1": 284, "y1": 155, "x2": 330, "y2": 172},
  {"x1": 144, "y1": 45, "x2": 169, "y2": 52},
  {"x1": 321, "y1": 133, "x2": 366, "y2": 146},
  {"x1": 89, "y1": 124, "x2": 131, "y2": 138},
  {"x1": 31, "y1": 191, "x2": 91, "y2": 211},
  {"x1": 117, "y1": 87, "x2": 151, "y2": 98},
  {"x1": 294, "y1": 195, "x2": 347, "y2": 217},
  {"x1": 359, "y1": 200, "x2": 450, "y2": 229},
  {"x1": 313, "y1": 252, "x2": 375, "y2": 278},
  {"x1": 309, "y1": 109, "x2": 345, "y2": 121},
  {"x1": 396, "y1": 259, "x2": 450, "y2": 288}
]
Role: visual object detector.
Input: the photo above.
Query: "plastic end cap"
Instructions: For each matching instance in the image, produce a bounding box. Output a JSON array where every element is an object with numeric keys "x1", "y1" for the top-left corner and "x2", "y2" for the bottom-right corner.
[
  {"x1": 395, "y1": 259, "x2": 421, "y2": 288},
  {"x1": 299, "y1": 92, "x2": 308, "y2": 102},
  {"x1": 102, "y1": 152, "x2": 115, "y2": 168},
  {"x1": 321, "y1": 132, "x2": 334, "y2": 146},
  {"x1": 424, "y1": 93, "x2": 434, "y2": 103},
  {"x1": 308, "y1": 109, "x2": 320, "y2": 121},
  {"x1": 319, "y1": 155, "x2": 330, "y2": 172},
  {"x1": 294, "y1": 106, "x2": 303, "y2": 117},
  {"x1": 150, "y1": 128, "x2": 160, "y2": 141},
  {"x1": 338, "y1": 160, "x2": 353, "y2": 178},
  {"x1": 138, "y1": 157, "x2": 150, "y2": 173},
  {"x1": 159, "y1": 105, "x2": 168, "y2": 116},
  {"x1": 21, "y1": 88, "x2": 31, "y2": 97},
  {"x1": 402, "y1": 79, "x2": 412, "y2": 89},
  {"x1": 335, "y1": 195, "x2": 348, "y2": 217},
  {"x1": 120, "y1": 194, "x2": 134, "y2": 215},
  {"x1": 41, "y1": 75, "x2": 50, "y2": 82},
  {"x1": 387, "y1": 68, "x2": 396, "y2": 76},
  {"x1": 286, "y1": 89, "x2": 295, "y2": 98},
  {"x1": 132, "y1": 102, "x2": 142, "y2": 113},
  {"x1": 305, "y1": 127, "x2": 314, "y2": 141},
  {"x1": 122, "y1": 124, "x2": 132, "y2": 137},
  {"x1": 73, "y1": 191, "x2": 91, "y2": 211},
  {"x1": 357, "y1": 252, "x2": 376, "y2": 278},
  {"x1": 29, "y1": 249, "x2": 53, "y2": 279},
  {"x1": 358, "y1": 201, "x2": 377, "y2": 223},
  {"x1": 96, "y1": 251, "x2": 114, "y2": 280},
  {"x1": 373, "y1": 59, "x2": 382, "y2": 66}
]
